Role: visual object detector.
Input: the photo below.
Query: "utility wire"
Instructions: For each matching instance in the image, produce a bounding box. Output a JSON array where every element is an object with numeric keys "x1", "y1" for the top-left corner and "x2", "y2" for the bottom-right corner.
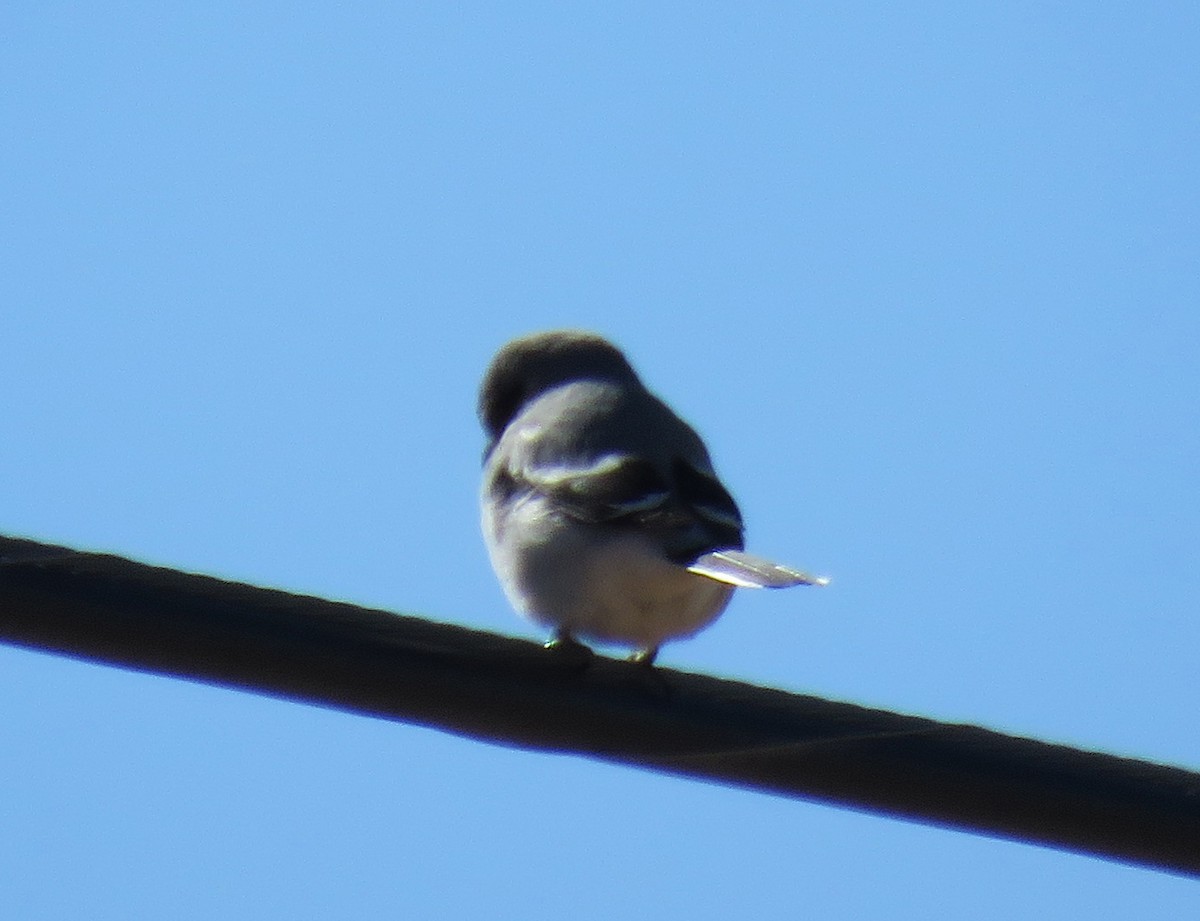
[{"x1": 1, "y1": 534, "x2": 1197, "y2": 877}]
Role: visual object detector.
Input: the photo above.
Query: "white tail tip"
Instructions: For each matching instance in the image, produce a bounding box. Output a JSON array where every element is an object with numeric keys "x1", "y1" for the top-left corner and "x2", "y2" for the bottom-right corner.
[{"x1": 687, "y1": 549, "x2": 831, "y2": 589}]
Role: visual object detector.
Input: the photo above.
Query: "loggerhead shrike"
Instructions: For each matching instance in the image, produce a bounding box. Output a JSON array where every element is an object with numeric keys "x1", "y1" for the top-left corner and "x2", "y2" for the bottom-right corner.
[{"x1": 479, "y1": 330, "x2": 827, "y2": 665}]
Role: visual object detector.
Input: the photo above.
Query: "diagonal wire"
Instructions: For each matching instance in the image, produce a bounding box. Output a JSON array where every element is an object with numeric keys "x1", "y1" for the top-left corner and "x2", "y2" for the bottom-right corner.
[{"x1": 1, "y1": 534, "x2": 1197, "y2": 877}]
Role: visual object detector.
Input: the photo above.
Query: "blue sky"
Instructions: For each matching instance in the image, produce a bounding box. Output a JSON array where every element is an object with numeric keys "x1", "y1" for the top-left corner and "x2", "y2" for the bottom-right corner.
[{"x1": 3, "y1": 3, "x2": 1198, "y2": 917}]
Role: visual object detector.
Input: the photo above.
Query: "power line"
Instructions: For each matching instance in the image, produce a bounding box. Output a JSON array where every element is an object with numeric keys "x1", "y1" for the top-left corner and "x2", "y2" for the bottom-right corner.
[{"x1": 1, "y1": 533, "x2": 1197, "y2": 877}]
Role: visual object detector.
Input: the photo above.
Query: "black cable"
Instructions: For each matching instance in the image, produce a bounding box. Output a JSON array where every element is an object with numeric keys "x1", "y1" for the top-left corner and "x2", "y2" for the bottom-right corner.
[{"x1": 2, "y1": 534, "x2": 1197, "y2": 877}]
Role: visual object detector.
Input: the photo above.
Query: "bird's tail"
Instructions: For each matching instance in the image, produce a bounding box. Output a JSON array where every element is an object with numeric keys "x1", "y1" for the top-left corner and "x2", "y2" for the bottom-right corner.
[{"x1": 687, "y1": 549, "x2": 830, "y2": 589}]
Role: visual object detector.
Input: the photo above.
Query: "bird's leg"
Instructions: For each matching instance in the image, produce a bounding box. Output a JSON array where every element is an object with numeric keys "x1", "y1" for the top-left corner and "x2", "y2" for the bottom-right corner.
[
  {"x1": 629, "y1": 646, "x2": 659, "y2": 667},
  {"x1": 544, "y1": 629, "x2": 595, "y2": 664}
]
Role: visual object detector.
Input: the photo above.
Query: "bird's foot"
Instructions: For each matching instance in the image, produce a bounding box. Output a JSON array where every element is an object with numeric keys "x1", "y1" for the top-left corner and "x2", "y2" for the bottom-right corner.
[
  {"x1": 544, "y1": 631, "x2": 596, "y2": 667},
  {"x1": 628, "y1": 646, "x2": 659, "y2": 667}
]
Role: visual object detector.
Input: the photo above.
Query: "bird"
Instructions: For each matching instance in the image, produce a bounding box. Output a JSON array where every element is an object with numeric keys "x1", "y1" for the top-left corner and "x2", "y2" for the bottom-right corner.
[{"x1": 478, "y1": 330, "x2": 827, "y2": 665}]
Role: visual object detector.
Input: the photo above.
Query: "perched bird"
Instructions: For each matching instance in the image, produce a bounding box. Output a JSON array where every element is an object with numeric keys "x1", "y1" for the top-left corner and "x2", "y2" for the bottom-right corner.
[{"x1": 479, "y1": 330, "x2": 826, "y2": 664}]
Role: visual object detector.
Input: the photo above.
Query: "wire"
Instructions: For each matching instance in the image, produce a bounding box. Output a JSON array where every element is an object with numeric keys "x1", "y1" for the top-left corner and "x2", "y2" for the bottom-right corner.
[{"x1": 2, "y1": 534, "x2": 1197, "y2": 877}]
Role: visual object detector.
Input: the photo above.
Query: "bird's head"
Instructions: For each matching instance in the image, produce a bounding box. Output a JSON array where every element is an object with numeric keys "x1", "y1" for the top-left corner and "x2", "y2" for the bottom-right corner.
[{"x1": 478, "y1": 330, "x2": 639, "y2": 445}]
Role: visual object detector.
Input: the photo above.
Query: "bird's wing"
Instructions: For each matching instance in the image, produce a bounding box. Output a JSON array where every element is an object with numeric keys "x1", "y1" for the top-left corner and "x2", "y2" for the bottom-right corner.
[
  {"x1": 671, "y1": 458, "x2": 744, "y2": 537},
  {"x1": 520, "y1": 453, "x2": 746, "y2": 552},
  {"x1": 522, "y1": 453, "x2": 674, "y2": 523}
]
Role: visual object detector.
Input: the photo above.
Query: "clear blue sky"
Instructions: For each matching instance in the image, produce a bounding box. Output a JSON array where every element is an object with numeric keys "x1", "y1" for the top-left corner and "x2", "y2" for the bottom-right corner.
[{"x1": 3, "y1": 3, "x2": 1198, "y2": 917}]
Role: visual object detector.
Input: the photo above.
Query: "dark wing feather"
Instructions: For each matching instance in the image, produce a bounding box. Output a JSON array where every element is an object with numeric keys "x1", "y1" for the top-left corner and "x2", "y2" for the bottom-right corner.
[{"x1": 672, "y1": 458, "x2": 744, "y2": 550}]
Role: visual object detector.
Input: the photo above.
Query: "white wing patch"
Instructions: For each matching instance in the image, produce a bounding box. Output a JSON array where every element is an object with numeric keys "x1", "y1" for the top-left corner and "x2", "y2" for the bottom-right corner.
[{"x1": 527, "y1": 454, "x2": 672, "y2": 521}]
